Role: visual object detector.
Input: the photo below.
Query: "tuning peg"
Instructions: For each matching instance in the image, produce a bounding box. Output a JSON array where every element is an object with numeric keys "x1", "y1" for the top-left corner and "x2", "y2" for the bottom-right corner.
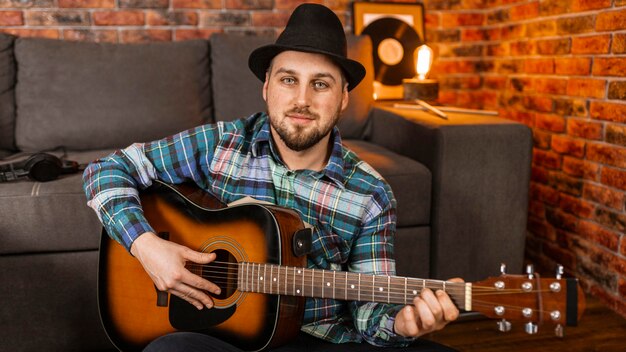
[
  {"x1": 555, "y1": 324, "x2": 564, "y2": 338},
  {"x1": 497, "y1": 319, "x2": 512, "y2": 332},
  {"x1": 526, "y1": 264, "x2": 535, "y2": 279},
  {"x1": 525, "y1": 322, "x2": 538, "y2": 335},
  {"x1": 500, "y1": 263, "x2": 507, "y2": 275},
  {"x1": 556, "y1": 264, "x2": 564, "y2": 280}
]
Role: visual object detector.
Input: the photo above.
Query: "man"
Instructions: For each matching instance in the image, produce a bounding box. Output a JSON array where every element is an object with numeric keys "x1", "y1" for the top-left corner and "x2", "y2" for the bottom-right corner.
[{"x1": 83, "y1": 4, "x2": 460, "y2": 352}]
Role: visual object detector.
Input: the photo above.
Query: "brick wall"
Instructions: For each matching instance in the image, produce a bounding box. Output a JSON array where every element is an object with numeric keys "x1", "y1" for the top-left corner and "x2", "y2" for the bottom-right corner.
[
  {"x1": 1, "y1": 0, "x2": 624, "y2": 316},
  {"x1": 426, "y1": 0, "x2": 626, "y2": 317}
]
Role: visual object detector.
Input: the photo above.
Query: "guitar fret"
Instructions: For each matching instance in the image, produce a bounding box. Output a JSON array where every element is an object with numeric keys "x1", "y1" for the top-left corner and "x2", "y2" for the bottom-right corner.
[
  {"x1": 387, "y1": 276, "x2": 390, "y2": 304},
  {"x1": 358, "y1": 273, "x2": 361, "y2": 302},
  {"x1": 404, "y1": 277, "x2": 407, "y2": 304},
  {"x1": 333, "y1": 270, "x2": 336, "y2": 299},
  {"x1": 372, "y1": 275, "x2": 375, "y2": 302},
  {"x1": 321, "y1": 270, "x2": 325, "y2": 299}
]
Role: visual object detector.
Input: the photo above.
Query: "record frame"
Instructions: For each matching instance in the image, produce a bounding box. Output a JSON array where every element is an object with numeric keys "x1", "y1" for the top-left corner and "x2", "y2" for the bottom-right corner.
[{"x1": 352, "y1": 1, "x2": 426, "y2": 100}]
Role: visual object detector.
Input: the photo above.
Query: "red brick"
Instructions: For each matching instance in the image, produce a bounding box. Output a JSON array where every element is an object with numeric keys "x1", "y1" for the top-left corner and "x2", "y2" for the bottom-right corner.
[
  {"x1": 614, "y1": 34, "x2": 626, "y2": 54},
  {"x1": 571, "y1": 0, "x2": 611, "y2": 11},
  {"x1": 93, "y1": 11, "x2": 144, "y2": 25},
  {"x1": 539, "y1": 1, "x2": 570, "y2": 16},
  {"x1": 224, "y1": 0, "x2": 272, "y2": 10},
  {"x1": 533, "y1": 130, "x2": 552, "y2": 150},
  {"x1": 173, "y1": 0, "x2": 221, "y2": 8},
  {"x1": 532, "y1": 164, "x2": 551, "y2": 183},
  {"x1": 525, "y1": 58, "x2": 554, "y2": 74},
  {"x1": 510, "y1": 40, "x2": 535, "y2": 55},
  {"x1": 510, "y1": 2, "x2": 539, "y2": 21},
  {"x1": 536, "y1": 113, "x2": 566, "y2": 133},
  {"x1": 594, "y1": 208, "x2": 626, "y2": 236},
  {"x1": 560, "y1": 194, "x2": 596, "y2": 219},
  {"x1": 552, "y1": 135, "x2": 585, "y2": 157},
  {"x1": 567, "y1": 119, "x2": 603, "y2": 140},
  {"x1": 202, "y1": 11, "x2": 252, "y2": 26},
  {"x1": 121, "y1": 29, "x2": 171, "y2": 43},
  {"x1": 441, "y1": 12, "x2": 484, "y2": 27},
  {"x1": 590, "y1": 101, "x2": 626, "y2": 123},
  {"x1": 120, "y1": 0, "x2": 168, "y2": 8},
  {"x1": 275, "y1": 0, "x2": 322, "y2": 10},
  {"x1": 528, "y1": 199, "x2": 546, "y2": 218},
  {"x1": 63, "y1": 29, "x2": 117, "y2": 42},
  {"x1": 572, "y1": 34, "x2": 611, "y2": 54},
  {"x1": 536, "y1": 38, "x2": 571, "y2": 55},
  {"x1": 483, "y1": 75, "x2": 507, "y2": 90},
  {"x1": 584, "y1": 183, "x2": 626, "y2": 210},
  {"x1": 567, "y1": 78, "x2": 606, "y2": 98},
  {"x1": 147, "y1": 10, "x2": 198, "y2": 26},
  {"x1": 26, "y1": 10, "x2": 90, "y2": 26},
  {"x1": 596, "y1": 9, "x2": 626, "y2": 31},
  {"x1": 555, "y1": 57, "x2": 591, "y2": 75},
  {"x1": 524, "y1": 95, "x2": 552, "y2": 112},
  {"x1": 587, "y1": 143, "x2": 626, "y2": 168},
  {"x1": 557, "y1": 15, "x2": 595, "y2": 35},
  {"x1": 251, "y1": 11, "x2": 291, "y2": 27},
  {"x1": 549, "y1": 171, "x2": 584, "y2": 196},
  {"x1": 607, "y1": 124, "x2": 626, "y2": 147},
  {"x1": 0, "y1": 28, "x2": 59, "y2": 38},
  {"x1": 601, "y1": 167, "x2": 626, "y2": 191},
  {"x1": 533, "y1": 77, "x2": 568, "y2": 95},
  {"x1": 527, "y1": 20, "x2": 556, "y2": 37},
  {"x1": 0, "y1": 11, "x2": 23, "y2": 26},
  {"x1": 621, "y1": 236, "x2": 626, "y2": 257},
  {"x1": 608, "y1": 81, "x2": 626, "y2": 101},
  {"x1": 0, "y1": 0, "x2": 54, "y2": 8},
  {"x1": 174, "y1": 28, "x2": 220, "y2": 40},
  {"x1": 59, "y1": 0, "x2": 115, "y2": 7},
  {"x1": 533, "y1": 149, "x2": 562, "y2": 169},
  {"x1": 593, "y1": 58, "x2": 626, "y2": 77},
  {"x1": 462, "y1": 28, "x2": 488, "y2": 42},
  {"x1": 425, "y1": 13, "x2": 439, "y2": 28},
  {"x1": 563, "y1": 157, "x2": 599, "y2": 179},
  {"x1": 546, "y1": 208, "x2": 579, "y2": 232},
  {"x1": 530, "y1": 183, "x2": 561, "y2": 206}
]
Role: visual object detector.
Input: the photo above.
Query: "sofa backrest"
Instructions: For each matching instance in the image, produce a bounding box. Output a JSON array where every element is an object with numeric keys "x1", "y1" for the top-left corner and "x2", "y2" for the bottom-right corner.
[
  {"x1": 0, "y1": 32, "x2": 375, "y2": 154},
  {"x1": 210, "y1": 33, "x2": 374, "y2": 140},
  {"x1": 13, "y1": 38, "x2": 212, "y2": 152}
]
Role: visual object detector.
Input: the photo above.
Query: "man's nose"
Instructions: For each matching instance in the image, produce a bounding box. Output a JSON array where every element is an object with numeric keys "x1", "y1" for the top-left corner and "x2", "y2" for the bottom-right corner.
[{"x1": 294, "y1": 84, "x2": 312, "y2": 107}]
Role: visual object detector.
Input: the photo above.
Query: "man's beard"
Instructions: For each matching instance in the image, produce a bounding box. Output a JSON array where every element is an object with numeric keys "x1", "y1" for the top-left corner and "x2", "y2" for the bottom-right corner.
[{"x1": 269, "y1": 107, "x2": 341, "y2": 152}]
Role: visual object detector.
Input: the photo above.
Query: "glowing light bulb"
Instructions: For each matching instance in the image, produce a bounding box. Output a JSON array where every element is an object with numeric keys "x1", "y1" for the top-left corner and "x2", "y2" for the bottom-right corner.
[{"x1": 416, "y1": 45, "x2": 433, "y2": 80}]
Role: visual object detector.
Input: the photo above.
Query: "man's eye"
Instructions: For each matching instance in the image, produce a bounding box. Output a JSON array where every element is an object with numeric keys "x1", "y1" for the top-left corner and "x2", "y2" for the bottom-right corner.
[
  {"x1": 281, "y1": 77, "x2": 296, "y2": 84},
  {"x1": 314, "y1": 81, "x2": 329, "y2": 89}
]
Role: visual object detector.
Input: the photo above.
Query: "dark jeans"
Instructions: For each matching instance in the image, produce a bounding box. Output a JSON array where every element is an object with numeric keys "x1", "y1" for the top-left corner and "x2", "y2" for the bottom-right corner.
[{"x1": 144, "y1": 331, "x2": 458, "y2": 352}]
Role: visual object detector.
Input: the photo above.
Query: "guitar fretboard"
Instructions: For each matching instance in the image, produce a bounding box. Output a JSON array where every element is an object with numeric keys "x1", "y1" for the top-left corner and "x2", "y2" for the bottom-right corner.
[{"x1": 237, "y1": 262, "x2": 471, "y2": 310}]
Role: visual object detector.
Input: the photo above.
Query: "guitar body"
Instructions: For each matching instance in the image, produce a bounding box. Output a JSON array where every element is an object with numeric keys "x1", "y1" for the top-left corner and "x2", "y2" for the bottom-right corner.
[{"x1": 98, "y1": 181, "x2": 307, "y2": 351}]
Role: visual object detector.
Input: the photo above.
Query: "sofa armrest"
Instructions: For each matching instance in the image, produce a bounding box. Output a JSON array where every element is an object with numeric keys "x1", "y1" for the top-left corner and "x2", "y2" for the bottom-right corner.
[{"x1": 366, "y1": 105, "x2": 533, "y2": 282}]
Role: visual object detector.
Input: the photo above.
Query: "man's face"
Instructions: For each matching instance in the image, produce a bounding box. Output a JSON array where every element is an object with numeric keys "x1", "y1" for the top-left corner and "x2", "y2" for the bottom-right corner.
[{"x1": 263, "y1": 51, "x2": 349, "y2": 152}]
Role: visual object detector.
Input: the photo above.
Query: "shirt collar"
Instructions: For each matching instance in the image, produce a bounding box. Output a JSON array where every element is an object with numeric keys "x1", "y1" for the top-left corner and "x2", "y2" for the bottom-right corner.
[{"x1": 251, "y1": 113, "x2": 346, "y2": 188}]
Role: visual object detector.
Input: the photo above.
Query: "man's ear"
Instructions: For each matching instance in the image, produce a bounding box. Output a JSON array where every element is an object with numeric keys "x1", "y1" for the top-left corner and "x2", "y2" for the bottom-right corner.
[
  {"x1": 262, "y1": 72, "x2": 269, "y2": 102},
  {"x1": 340, "y1": 84, "x2": 349, "y2": 113}
]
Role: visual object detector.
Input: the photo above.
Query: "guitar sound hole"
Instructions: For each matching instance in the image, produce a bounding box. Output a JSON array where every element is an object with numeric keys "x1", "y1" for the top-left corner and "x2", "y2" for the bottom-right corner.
[{"x1": 207, "y1": 249, "x2": 239, "y2": 300}]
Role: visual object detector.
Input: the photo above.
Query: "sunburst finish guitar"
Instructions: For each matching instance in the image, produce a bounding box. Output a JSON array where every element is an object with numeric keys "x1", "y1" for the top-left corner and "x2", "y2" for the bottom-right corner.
[{"x1": 98, "y1": 180, "x2": 586, "y2": 351}]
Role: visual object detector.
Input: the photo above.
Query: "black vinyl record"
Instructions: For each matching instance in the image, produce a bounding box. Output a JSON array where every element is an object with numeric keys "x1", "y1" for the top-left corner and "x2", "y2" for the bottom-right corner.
[{"x1": 362, "y1": 17, "x2": 422, "y2": 86}]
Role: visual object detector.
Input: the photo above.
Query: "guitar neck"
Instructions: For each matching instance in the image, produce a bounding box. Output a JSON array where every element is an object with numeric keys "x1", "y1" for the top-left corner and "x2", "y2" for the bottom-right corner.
[{"x1": 237, "y1": 262, "x2": 472, "y2": 310}]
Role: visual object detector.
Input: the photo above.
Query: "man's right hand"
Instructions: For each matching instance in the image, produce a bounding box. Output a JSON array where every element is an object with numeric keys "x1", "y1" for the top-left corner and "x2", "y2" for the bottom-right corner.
[{"x1": 130, "y1": 232, "x2": 221, "y2": 310}]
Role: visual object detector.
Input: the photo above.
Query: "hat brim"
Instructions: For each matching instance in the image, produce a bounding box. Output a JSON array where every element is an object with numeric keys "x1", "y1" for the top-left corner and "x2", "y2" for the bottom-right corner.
[{"x1": 248, "y1": 44, "x2": 366, "y2": 92}]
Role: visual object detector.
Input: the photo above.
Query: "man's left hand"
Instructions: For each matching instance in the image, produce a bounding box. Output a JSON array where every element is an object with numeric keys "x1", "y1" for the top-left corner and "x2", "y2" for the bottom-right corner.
[{"x1": 393, "y1": 278, "x2": 464, "y2": 338}]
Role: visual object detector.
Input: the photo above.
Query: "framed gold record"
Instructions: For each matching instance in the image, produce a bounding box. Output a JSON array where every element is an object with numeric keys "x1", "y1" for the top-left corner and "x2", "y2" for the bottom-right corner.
[{"x1": 352, "y1": 2, "x2": 426, "y2": 100}]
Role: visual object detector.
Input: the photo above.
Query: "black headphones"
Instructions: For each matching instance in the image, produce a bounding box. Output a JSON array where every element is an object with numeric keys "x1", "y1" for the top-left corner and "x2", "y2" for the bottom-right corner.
[{"x1": 0, "y1": 153, "x2": 80, "y2": 183}]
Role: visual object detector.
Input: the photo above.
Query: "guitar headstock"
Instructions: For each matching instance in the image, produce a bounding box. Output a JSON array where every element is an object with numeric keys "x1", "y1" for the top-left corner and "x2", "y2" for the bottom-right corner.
[{"x1": 471, "y1": 264, "x2": 586, "y2": 337}]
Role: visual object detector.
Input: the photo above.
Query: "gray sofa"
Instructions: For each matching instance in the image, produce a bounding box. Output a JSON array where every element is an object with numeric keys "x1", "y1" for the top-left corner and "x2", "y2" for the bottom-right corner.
[{"x1": 0, "y1": 32, "x2": 532, "y2": 351}]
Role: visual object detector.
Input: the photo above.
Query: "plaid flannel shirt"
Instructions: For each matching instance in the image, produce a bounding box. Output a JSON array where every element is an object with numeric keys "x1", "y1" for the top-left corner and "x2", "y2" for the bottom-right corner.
[{"x1": 83, "y1": 113, "x2": 414, "y2": 347}]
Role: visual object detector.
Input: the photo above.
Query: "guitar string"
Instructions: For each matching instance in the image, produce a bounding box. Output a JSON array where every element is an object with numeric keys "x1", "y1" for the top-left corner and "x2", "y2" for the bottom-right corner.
[{"x1": 186, "y1": 263, "x2": 551, "y2": 295}]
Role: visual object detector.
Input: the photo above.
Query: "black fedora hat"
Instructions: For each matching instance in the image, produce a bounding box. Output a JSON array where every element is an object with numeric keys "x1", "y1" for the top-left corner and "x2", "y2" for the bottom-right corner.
[{"x1": 248, "y1": 3, "x2": 366, "y2": 91}]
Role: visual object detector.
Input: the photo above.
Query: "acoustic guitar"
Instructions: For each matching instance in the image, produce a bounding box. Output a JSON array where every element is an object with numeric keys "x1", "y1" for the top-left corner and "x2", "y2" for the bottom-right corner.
[{"x1": 98, "y1": 180, "x2": 585, "y2": 351}]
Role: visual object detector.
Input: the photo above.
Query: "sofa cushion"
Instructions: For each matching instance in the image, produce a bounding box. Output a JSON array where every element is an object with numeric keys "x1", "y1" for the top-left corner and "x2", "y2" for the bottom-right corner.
[
  {"x1": 14, "y1": 39, "x2": 211, "y2": 152},
  {"x1": 343, "y1": 139, "x2": 431, "y2": 227},
  {"x1": 0, "y1": 150, "x2": 113, "y2": 255},
  {"x1": 210, "y1": 33, "x2": 374, "y2": 139},
  {"x1": 0, "y1": 33, "x2": 15, "y2": 151}
]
